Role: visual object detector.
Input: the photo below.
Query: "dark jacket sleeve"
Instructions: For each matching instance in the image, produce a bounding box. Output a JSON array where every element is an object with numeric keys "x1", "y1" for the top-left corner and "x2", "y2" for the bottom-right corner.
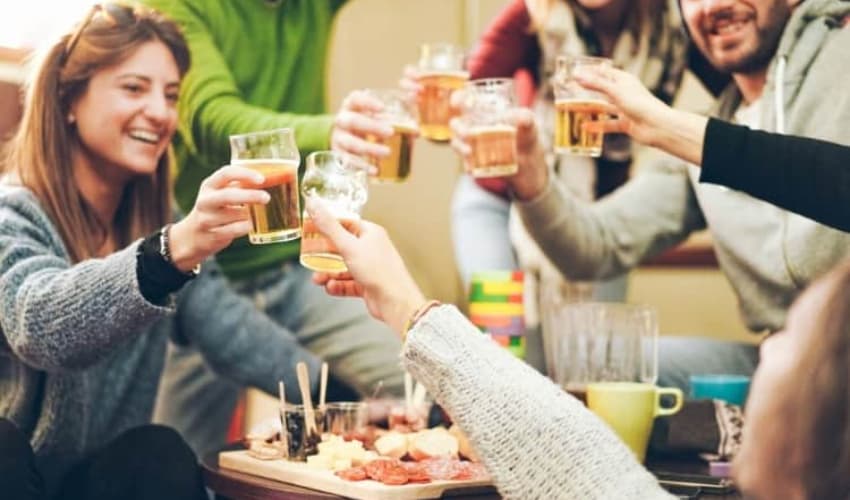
[{"x1": 700, "y1": 118, "x2": 850, "y2": 232}]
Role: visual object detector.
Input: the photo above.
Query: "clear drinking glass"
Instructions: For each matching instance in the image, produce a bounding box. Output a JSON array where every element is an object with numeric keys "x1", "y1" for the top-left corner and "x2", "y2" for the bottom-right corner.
[
  {"x1": 280, "y1": 403, "x2": 325, "y2": 461},
  {"x1": 364, "y1": 89, "x2": 419, "y2": 183},
  {"x1": 299, "y1": 151, "x2": 368, "y2": 273},
  {"x1": 459, "y1": 78, "x2": 518, "y2": 178},
  {"x1": 545, "y1": 302, "x2": 658, "y2": 404},
  {"x1": 323, "y1": 402, "x2": 369, "y2": 440},
  {"x1": 229, "y1": 128, "x2": 301, "y2": 244},
  {"x1": 552, "y1": 55, "x2": 613, "y2": 157},
  {"x1": 416, "y1": 42, "x2": 468, "y2": 142}
]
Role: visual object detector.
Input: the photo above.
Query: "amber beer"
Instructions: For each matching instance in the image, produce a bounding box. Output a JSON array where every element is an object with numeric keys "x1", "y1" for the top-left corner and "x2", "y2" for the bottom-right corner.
[
  {"x1": 466, "y1": 125, "x2": 517, "y2": 177},
  {"x1": 555, "y1": 99, "x2": 607, "y2": 157},
  {"x1": 416, "y1": 71, "x2": 468, "y2": 142},
  {"x1": 299, "y1": 214, "x2": 361, "y2": 272},
  {"x1": 237, "y1": 159, "x2": 301, "y2": 244},
  {"x1": 368, "y1": 123, "x2": 418, "y2": 183}
]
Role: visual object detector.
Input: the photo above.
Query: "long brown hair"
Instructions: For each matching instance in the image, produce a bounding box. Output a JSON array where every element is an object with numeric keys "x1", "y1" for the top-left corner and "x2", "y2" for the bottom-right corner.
[
  {"x1": 766, "y1": 260, "x2": 850, "y2": 498},
  {"x1": 526, "y1": 0, "x2": 666, "y2": 40},
  {"x1": 1, "y1": 3, "x2": 189, "y2": 262}
]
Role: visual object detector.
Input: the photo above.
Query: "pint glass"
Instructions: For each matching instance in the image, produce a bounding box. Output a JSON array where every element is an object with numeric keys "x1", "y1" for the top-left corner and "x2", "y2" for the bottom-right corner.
[
  {"x1": 365, "y1": 89, "x2": 419, "y2": 183},
  {"x1": 553, "y1": 55, "x2": 612, "y2": 157},
  {"x1": 229, "y1": 128, "x2": 301, "y2": 244},
  {"x1": 416, "y1": 43, "x2": 468, "y2": 142},
  {"x1": 460, "y1": 78, "x2": 518, "y2": 178},
  {"x1": 300, "y1": 151, "x2": 368, "y2": 273}
]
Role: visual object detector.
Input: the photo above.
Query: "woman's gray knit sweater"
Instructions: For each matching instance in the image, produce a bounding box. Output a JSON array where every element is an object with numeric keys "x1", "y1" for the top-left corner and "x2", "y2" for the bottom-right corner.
[
  {"x1": 403, "y1": 305, "x2": 675, "y2": 500},
  {"x1": 0, "y1": 185, "x2": 321, "y2": 491}
]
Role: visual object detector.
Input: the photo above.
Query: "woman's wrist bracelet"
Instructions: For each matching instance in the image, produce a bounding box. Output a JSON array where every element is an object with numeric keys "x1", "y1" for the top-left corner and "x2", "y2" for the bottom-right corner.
[{"x1": 402, "y1": 299, "x2": 442, "y2": 340}]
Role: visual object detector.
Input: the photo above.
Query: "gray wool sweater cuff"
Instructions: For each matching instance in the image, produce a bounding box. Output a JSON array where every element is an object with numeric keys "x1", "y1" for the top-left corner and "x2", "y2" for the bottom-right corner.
[{"x1": 402, "y1": 305, "x2": 673, "y2": 500}]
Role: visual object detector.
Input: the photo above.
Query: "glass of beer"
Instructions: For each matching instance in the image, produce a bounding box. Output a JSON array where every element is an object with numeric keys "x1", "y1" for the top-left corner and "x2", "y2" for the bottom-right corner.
[
  {"x1": 364, "y1": 89, "x2": 419, "y2": 183},
  {"x1": 229, "y1": 128, "x2": 301, "y2": 244},
  {"x1": 300, "y1": 151, "x2": 368, "y2": 273},
  {"x1": 553, "y1": 55, "x2": 613, "y2": 157},
  {"x1": 416, "y1": 43, "x2": 468, "y2": 142},
  {"x1": 459, "y1": 78, "x2": 518, "y2": 178}
]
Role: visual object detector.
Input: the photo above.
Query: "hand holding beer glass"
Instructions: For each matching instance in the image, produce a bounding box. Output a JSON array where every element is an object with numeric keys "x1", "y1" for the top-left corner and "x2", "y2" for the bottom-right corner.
[
  {"x1": 229, "y1": 128, "x2": 301, "y2": 244},
  {"x1": 300, "y1": 151, "x2": 368, "y2": 273},
  {"x1": 553, "y1": 55, "x2": 613, "y2": 157},
  {"x1": 458, "y1": 78, "x2": 519, "y2": 178},
  {"x1": 364, "y1": 89, "x2": 420, "y2": 183},
  {"x1": 416, "y1": 43, "x2": 468, "y2": 142}
]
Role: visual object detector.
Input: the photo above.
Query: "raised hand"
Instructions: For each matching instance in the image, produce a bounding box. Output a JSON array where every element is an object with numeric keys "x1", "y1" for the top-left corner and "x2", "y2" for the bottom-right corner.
[
  {"x1": 331, "y1": 90, "x2": 394, "y2": 159},
  {"x1": 305, "y1": 199, "x2": 425, "y2": 334},
  {"x1": 169, "y1": 165, "x2": 269, "y2": 272}
]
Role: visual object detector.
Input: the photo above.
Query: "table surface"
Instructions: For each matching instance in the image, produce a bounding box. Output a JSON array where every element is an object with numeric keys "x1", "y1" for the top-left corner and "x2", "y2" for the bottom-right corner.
[{"x1": 202, "y1": 446, "x2": 742, "y2": 500}]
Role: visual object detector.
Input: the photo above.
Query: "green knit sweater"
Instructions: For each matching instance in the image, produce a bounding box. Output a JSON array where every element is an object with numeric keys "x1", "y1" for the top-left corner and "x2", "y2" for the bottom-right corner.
[{"x1": 143, "y1": 0, "x2": 347, "y2": 278}]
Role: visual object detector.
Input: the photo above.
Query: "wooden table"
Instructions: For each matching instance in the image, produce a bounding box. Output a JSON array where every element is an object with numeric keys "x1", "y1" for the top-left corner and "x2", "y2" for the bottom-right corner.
[{"x1": 202, "y1": 446, "x2": 740, "y2": 500}]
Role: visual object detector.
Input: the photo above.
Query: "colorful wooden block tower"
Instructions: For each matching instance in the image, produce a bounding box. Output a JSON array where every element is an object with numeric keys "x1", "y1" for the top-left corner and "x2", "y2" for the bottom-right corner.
[{"x1": 468, "y1": 271, "x2": 526, "y2": 358}]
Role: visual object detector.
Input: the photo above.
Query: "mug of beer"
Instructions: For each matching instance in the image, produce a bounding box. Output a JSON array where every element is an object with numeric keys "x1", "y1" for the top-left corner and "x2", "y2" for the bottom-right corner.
[
  {"x1": 365, "y1": 89, "x2": 419, "y2": 183},
  {"x1": 416, "y1": 43, "x2": 468, "y2": 142},
  {"x1": 300, "y1": 151, "x2": 368, "y2": 273},
  {"x1": 459, "y1": 78, "x2": 518, "y2": 178},
  {"x1": 553, "y1": 55, "x2": 612, "y2": 157},
  {"x1": 229, "y1": 128, "x2": 301, "y2": 244}
]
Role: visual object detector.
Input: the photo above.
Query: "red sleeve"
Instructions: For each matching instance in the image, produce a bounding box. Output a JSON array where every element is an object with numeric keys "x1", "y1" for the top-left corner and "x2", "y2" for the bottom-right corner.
[
  {"x1": 469, "y1": 0, "x2": 540, "y2": 198},
  {"x1": 468, "y1": 0, "x2": 540, "y2": 83}
]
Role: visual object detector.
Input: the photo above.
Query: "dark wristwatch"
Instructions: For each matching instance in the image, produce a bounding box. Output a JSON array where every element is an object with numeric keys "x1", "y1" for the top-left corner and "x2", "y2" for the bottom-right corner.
[{"x1": 159, "y1": 223, "x2": 201, "y2": 277}]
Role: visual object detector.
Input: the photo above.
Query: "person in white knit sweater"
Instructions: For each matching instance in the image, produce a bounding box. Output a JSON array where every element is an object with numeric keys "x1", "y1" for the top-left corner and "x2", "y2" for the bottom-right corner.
[{"x1": 306, "y1": 198, "x2": 850, "y2": 500}]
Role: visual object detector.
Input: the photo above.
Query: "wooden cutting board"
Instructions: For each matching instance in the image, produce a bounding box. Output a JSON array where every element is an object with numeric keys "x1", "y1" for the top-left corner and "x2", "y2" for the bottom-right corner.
[{"x1": 218, "y1": 450, "x2": 496, "y2": 500}]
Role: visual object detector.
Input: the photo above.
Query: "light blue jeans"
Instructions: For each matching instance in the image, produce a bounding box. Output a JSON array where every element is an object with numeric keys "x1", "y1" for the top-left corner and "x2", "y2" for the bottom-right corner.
[{"x1": 153, "y1": 263, "x2": 404, "y2": 456}]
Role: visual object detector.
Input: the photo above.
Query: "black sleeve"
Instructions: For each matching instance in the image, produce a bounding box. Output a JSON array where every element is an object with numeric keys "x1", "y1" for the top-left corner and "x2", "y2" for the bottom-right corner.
[
  {"x1": 136, "y1": 231, "x2": 194, "y2": 305},
  {"x1": 700, "y1": 118, "x2": 850, "y2": 232}
]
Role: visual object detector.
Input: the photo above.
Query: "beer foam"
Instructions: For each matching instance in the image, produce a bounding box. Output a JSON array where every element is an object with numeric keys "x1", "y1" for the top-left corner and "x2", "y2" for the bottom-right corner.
[
  {"x1": 392, "y1": 122, "x2": 420, "y2": 134},
  {"x1": 555, "y1": 98, "x2": 608, "y2": 107},
  {"x1": 232, "y1": 159, "x2": 299, "y2": 167},
  {"x1": 417, "y1": 70, "x2": 470, "y2": 79},
  {"x1": 470, "y1": 124, "x2": 516, "y2": 134}
]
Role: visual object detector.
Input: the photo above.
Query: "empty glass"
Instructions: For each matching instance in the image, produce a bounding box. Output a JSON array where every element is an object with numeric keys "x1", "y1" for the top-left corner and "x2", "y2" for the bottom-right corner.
[{"x1": 544, "y1": 302, "x2": 658, "y2": 404}]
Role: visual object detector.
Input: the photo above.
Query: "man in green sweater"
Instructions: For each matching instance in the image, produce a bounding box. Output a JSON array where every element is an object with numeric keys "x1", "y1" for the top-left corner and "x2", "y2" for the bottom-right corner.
[{"x1": 143, "y1": 0, "x2": 405, "y2": 455}]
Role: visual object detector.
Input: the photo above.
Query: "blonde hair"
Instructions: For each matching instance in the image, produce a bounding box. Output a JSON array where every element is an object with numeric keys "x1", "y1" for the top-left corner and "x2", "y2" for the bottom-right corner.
[
  {"x1": 526, "y1": 0, "x2": 666, "y2": 40},
  {"x1": 1, "y1": 3, "x2": 189, "y2": 263}
]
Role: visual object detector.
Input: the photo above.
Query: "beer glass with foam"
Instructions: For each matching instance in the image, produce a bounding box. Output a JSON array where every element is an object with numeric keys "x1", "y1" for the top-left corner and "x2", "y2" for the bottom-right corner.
[
  {"x1": 365, "y1": 89, "x2": 419, "y2": 183},
  {"x1": 460, "y1": 78, "x2": 518, "y2": 178},
  {"x1": 229, "y1": 128, "x2": 301, "y2": 244},
  {"x1": 553, "y1": 55, "x2": 613, "y2": 157},
  {"x1": 416, "y1": 43, "x2": 468, "y2": 142},
  {"x1": 299, "y1": 151, "x2": 368, "y2": 273}
]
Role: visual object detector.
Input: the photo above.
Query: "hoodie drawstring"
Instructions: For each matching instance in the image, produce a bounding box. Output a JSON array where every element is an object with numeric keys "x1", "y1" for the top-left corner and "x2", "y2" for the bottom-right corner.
[{"x1": 775, "y1": 56, "x2": 787, "y2": 134}]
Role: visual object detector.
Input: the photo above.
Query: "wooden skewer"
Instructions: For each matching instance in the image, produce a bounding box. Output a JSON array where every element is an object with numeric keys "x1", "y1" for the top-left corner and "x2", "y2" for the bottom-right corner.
[
  {"x1": 278, "y1": 380, "x2": 289, "y2": 458},
  {"x1": 296, "y1": 362, "x2": 317, "y2": 436},
  {"x1": 319, "y1": 362, "x2": 328, "y2": 409},
  {"x1": 404, "y1": 372, "x2": 413, "y2": 415},
  {"x1": 412, "y1": 381, "x2": 427, "y2": 410}
]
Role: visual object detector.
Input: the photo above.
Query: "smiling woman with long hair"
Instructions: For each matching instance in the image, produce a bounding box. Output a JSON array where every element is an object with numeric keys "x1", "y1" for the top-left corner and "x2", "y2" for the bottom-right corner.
[{"x1": 0, "y1": 4, "x2": 322, "y2": 499}]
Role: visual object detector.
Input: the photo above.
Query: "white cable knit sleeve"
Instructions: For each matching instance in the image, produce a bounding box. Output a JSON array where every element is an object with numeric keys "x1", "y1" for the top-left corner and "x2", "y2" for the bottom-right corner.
[{"x1": 402, "y1": 305, "x2": 674, "y2": 500}]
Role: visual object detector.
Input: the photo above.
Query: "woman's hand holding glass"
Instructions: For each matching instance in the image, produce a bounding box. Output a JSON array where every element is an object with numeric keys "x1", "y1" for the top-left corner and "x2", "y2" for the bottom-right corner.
[
  {"x1": 169, "y1": 165, "x2": 270, "y2": 273},
  {"x1": 305, "y1": 199, "x2": 425, "y2": 335}
]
